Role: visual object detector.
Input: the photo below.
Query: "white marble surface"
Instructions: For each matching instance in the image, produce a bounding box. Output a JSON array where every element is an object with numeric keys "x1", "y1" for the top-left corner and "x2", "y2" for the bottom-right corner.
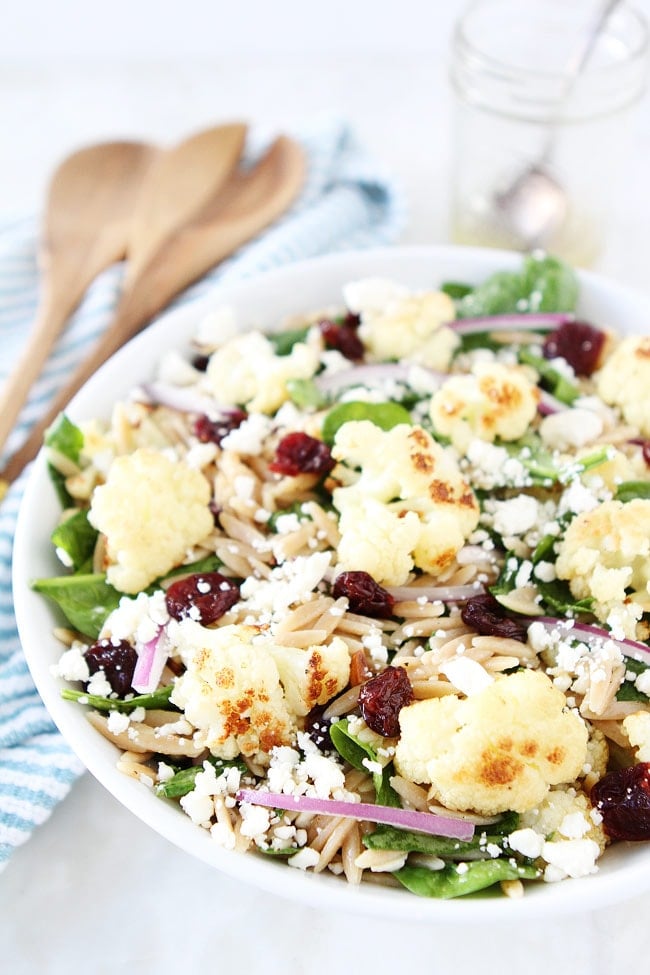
[{"x1": 3, "y1": 7, "x2": 650, "y2": 971}]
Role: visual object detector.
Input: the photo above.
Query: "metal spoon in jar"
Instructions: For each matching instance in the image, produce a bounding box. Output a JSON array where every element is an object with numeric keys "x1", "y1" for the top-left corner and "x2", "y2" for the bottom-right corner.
[{"x1": 493, "y1": 0, "x2": 624, "y2": 250}]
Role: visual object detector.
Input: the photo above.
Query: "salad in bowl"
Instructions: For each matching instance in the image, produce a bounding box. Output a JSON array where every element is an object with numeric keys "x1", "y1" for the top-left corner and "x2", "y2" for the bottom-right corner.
[{"x1": 14, "y1": 246, "x2": 650, "y2": 917}]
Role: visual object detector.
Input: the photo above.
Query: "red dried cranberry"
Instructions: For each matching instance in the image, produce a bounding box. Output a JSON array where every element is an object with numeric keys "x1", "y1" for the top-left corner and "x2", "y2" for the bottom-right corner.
[
  {"x1": 319, "y1": 319, "x2": 364, "y2": 360},
  {"x1": 193, "y1": 410, "x2": 247, "y2": 446},
  {"x1": 269, "y1": 432, "x2": 335, "y2": 477},
  {"x1": 191, "y1": 354, "x2": 210, "y2": 372},
  {"x1": 333, "y1": 571, "x2": 395, "y2": 619},
  {"x1": 542, "y1": 320, "x2": 606, "y2": 376},
  {"x1": 591, "y1": 763, "x2": 650, "y2": 841},
  {"x1": 165, "y1": 572, "x2": 240, "y2": 624},
  {"x1": 359, "y1": 666, "x2": 414, "y2": 737},
  {"x1": 642, "y1": 442, "x2": 650, "y2": 468},
  {"x1": 84, "y1": 639, "x2": 137, "y2": 697},
  {"x1": 461, "y1": 592, "x2": 528, "y2": 643},
  {"x1": 304, "y1": 704, "x2": 333, "y2": 751}
]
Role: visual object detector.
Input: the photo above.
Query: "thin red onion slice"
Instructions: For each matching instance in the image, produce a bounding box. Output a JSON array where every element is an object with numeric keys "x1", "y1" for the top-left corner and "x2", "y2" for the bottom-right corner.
[
  {"x1": 449, "y1": 312, "x2": 574, "y2": 335},
  {"x1": 136, "y1": 382, "x2": 229, "y2": 417},
  {"x1": 131, "y1": 627, "x2": 167, "y2": 694},
  {"x1": 537, "y1": 390, "x2": 569, "y2": 416},
  {"x1": 315, "y1": 363, "x2": 445, "y2": 396},
  {"x1": 236, "y1": 789, "x2": 475, "y2": 841},
  {"x1": 533, "y1": 616, "x2": 650, "y2": 666}
]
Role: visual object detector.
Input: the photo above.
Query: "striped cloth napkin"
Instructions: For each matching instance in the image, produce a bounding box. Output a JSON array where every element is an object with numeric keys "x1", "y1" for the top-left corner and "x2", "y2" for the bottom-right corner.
[{"x1": 0, "y1": 116, "x2": 406, "y2": 870}]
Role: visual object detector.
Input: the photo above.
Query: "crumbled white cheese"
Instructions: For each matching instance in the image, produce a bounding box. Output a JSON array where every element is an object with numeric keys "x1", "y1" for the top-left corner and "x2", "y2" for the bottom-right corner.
[
  {"x1": 541, "y1": 838, "x2": 600, "y2": 880},
  {"x1": 438, "y1": 656, "x2": 494, "y2": 696},
  {"x1": 507, "y1": 827, "x2": 545, "y2": 859},
  {"x1": 288, "y1": 846, "x2": 320, "y2": 870}
]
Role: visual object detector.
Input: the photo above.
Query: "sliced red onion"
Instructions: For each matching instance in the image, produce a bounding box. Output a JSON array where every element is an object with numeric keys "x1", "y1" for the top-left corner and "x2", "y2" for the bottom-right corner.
[
  {"x1": 135, "y1": 381, "x2": 228, "y2": 417},
  {"x1": 449, "y1": 312, "x2": 574, "y2": 335},
  {"x1": 532, "y1": 616, "x2": 650, "y2": 666},
  {"x1": 315, "y1": 363, "x2": 445, "y2": 396},
  {"x1": 386, "y1": 582, "x2": 484, "y2": 604},
  {"x1": 236, "y1": 789, "x2": 475, "y2": 841},
  {"x1": 537, "y1": 390, "x2": 569, "y2": 416},
  {"x1": 131, "y1": 626, "x2": 168, "y2": 694}
]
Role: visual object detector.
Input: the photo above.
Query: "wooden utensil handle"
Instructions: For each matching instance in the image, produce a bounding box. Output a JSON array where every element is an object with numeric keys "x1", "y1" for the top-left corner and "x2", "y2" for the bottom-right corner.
[
  {"x1": 0, "y1": 294, "x2": 72, "y2": 456},
  {"x1": 0, "y1": 305, "x2": 137, "y2": 485}
]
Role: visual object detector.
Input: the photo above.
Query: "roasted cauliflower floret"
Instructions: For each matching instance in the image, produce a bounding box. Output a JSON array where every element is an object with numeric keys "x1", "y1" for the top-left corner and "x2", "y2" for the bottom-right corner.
[
  {"x1": 596, "y1": 336, "x2": 650, "y2": 436},
  {"x1": 429, "y1": 362, "x2": 539, "y2": 453},
  {"x1": 394, "y1": 669, "x2": 589, "y2": 815},
  {"x1": 169, "y1": 622, "x2": 296, "y2": 762},
  {"x1": 270, "y1": 636, "x2": 350, "y2": 717},
  {"x1": 88, "y1": 448, "x2": 213, "y2": 594},
  {"x1": 204, "y1": 330, "x2": 319, "y2": 414},
  {"x1": 555, "y1": 499, "x2": 650, "y2": 639},
  {"x1": 343, "y1": 277, "x2": 458, "y2": 370},
  {"x1": 623, "y1": 710, "x2": 650, "y2": 763},
  {"x1": 331, "y1": 421, "x2": 479, "y2": 585}
]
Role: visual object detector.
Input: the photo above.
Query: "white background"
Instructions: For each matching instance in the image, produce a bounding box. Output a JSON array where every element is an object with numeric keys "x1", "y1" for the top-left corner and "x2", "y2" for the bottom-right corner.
[{"x1": 2, "y1": 2, "x2": 650, "y2": 973}]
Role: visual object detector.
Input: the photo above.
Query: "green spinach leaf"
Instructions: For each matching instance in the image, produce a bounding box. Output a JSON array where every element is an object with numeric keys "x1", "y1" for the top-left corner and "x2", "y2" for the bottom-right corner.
[{"x1": 32, "y1": 572, "x2": 122, "y2": 638}]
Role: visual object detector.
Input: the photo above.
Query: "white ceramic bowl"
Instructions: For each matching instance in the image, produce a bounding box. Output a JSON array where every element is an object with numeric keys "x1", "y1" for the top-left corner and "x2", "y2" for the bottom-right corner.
[{"x1": 13, "y1": 245, "x2": 650, "y2": 922}]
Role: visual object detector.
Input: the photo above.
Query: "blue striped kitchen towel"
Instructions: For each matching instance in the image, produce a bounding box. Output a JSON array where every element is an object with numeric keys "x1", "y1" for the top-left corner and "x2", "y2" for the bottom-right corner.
[{"x1": 0, "y1": 115, "x2": 406, "y2": 870}]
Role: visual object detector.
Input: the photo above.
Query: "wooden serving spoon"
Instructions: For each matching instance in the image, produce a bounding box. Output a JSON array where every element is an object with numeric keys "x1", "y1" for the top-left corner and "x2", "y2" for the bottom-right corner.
[
  {"x1": 0, "y1": 140, "x2": 157, "y2": 459},
  {"x1": 123, "y1": 121, "x2": 247, "y2": 286},
  {"x1": 0, "y1": 135, "x2": 306, "y2": 484}
]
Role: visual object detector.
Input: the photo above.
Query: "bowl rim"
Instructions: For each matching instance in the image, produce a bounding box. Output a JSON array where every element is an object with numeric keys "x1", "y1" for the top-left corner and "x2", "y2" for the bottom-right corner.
[{"x1": 12, "y1": 242, "x2": 650, "y2": 922}]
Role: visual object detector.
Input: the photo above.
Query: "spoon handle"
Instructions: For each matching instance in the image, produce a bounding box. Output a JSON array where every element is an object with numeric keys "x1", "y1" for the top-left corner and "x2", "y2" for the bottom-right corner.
[
  {"x1": 0, "y1": 289, "x2": 79, "y2": 458},
  {"x1": 0, "y1": 301, "x2": 142, "y2": 484},
  {"x1": 541, "y1": 0, "x2": 623, "y2": 163}
]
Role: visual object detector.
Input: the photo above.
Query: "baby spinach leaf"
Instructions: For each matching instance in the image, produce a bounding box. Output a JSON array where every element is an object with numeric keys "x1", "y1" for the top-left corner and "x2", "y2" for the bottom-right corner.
[
  {"x1": 614, "y1": 481, "x2": 650, "y2": 503},
  {"x1": 616, "y1": 658, "x2": 650, "y2": 704},
  {"x1": 535, "y1": 578, "x2": 593, "y2": 616},
  {"x1": 393, "y1": 859, "x2": 540, "y2": 899},
  {"x1": 440, "y1": 281, "x2": 473, "y2": 300},
  {"x1": 518, "y1": 347, "x2": 580, "y2": 405},
  {"x1": 322, "y1": 401, "x2": 412, "y2": 445},
  {"x1": 363, "y1": 812, "x2": 520, "y2": 859},
  {"x1": 286, "y1": 377, "x2": 328, "y2": 410},
  {"x1": 45, "y1": 414, "x2": 84, "y2": 463},
  {"x1": 520, "y1": 253, "x2": 579, "y2": 313},
  {"x1": 267, "y1": 326, "x2": 310, "y2": 356},
  {"x1": 456, "y1": 254, "x2": 578, "y2": 319},
  {"x1": 47, "y1": 463, "x2": 75, "y2": 509},
  {"x1": 329, "y1": 718, "x2": 400, "y2": 807},
  {"x1": 62, "y1": 684, "x2": 175, "y2": 712},
  {"x1": 157, "y1": 554, "x2": 224, "y2": 584},
  {"x1": 156, "y1": 756, "x2": 248, "y2": 798},
  {"x1": 32, "y1": 573, "x2": 122, "y2": 638},
  {"x1": 51, "y1": 509, "x2": 98, "y2": 572}
]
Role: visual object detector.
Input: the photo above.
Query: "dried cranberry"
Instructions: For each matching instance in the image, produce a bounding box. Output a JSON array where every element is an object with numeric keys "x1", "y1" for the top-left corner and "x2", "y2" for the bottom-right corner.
[
  {"x1": 319, "y1": 319, "x2": 364, "y2": 360},
  {"x1": 84, "y1": 639, "x2": 137, "y2": 697},
  {"x1": 542, "y1": 320, "x2": 606, "y2": 376},
  {"x1": 165, "y1": 572, "x2": 240, "y2": 624},
  {"x1": 642, "y1": 442, "x2": 650, "y2": 468},
  {"x1": 191, "y1": 354, "x2": 210, "y2": 372},
  {"x1": 333, "y1": 571, "x2": 395, "y2": 619},
  {"x1": 359, "y1": 666, "x2": 414, "y2": 737},
  {"x1": 269, "y1": 432, "x2": 335, "y2": 477},
  {"x1": 461, "y1": 592, "x2": 528, "y2": 643},
  {"x1": 304, "y1": 705, "x2": 333, "y2": 751},
  {"x1": 193, "y1": 410, "x2": 247, "y2": 446},
  {"x1": 591, "y1": 763, "x2": 650, "y2": 841}
]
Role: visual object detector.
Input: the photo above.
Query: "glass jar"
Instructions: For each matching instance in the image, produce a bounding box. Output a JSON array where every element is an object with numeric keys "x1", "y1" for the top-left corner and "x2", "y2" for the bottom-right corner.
[{"x1": 449, "y1": 0, "x2": 648, "y2": 266}]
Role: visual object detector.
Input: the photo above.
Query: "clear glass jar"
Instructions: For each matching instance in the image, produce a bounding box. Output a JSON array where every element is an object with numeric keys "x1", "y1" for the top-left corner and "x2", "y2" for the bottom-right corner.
[{"x1": 449, "y1": 0, "x2": 648, "y2": 266}]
